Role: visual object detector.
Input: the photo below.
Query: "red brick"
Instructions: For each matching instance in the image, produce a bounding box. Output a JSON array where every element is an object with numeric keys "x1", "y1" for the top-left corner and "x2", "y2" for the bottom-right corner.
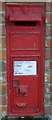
[
  {"x1": 51, "y1": 106, "x2": 52, "y2": 114},
  {"x1": 44, "y1": 106, "x2": 51, "y2": 114},
  {"x1": 45, "y1": 49, "x2": 51, "y2": 59},
  {"x1": 2, "y1": 107, "x2": 7, "y2": 112},
  {"x1": 0, "y1": 2, "x2": 5, "y2": 11},
  {"x1": 45, "y1": 38, "x2": 52, "y2": 48},
  {"x1": 2, "y1": 96, "x2": 7, "y2": 105},
  {"x1": 46, "y1": 13, "x2": 50, "y2": 24},
  {"x1": 44, "y1": 94, "x2": 50, "y2": 105},
  {"x1": 45, "y1": 61, "x2": 52, "y2": 70},
  {"x1": 46, "y1": 3, "x2": 52, "y2": 12},
  {"x1": 0, "y1": 38, "x2": 2, "y2": 48},
  {"x1": 45, "y1": 84, "x2": 50, "y2": 93},
  {"x1": 46, "y1": 13, "x2": 52, "y2": 24},
  {"x1": 50, "y1": 85, "x2": 52, "y2": 93},
  {"x1": 0, "y1": 61, "x2": 6, "y2": 72},
  {"x1": 0, "y1": 96, "x2": 7, "y2": 105},
  {"x1": 0, "y1": 73, "x2": 7, "y2": 84},
  {"x1": 0, "y1": 2, "x2": 3, "y2": 11},
  {"x1": 0, "y1": 107, "x2": 2, "y2": 118},
  {"x1": 0, "y1": 85, "x2": 7, "y2": 95},
  {"x1": 2, "y1": 85, "x2": 7, "y2": 95},
  {"x1": 46, "y1": 26, "x2": 52, "y2": 36},
  {"x1": 45, "y1": 72, "x2": 51, "y2": 83},
  {"x1": 0, "y1": 62, "x2": 2, "y2": 71},
  {"x1": 2, "y1": 38, "x2": 6, "y2": 48},
  {"x1": 0, "y1": 13, "x2": 5, "y2": 23},
  {"x1": 50, "y1": 73, "x2": 52, "y2": 83},
  {"x1": 0, "y1": 107, "x2": 7, "y2": 117},
  {"x1": 0, "y1": 37, "x2": 6, "y2": 48},
  {"x1": 0, "y1": 85, "x2": 2, "y2": 95},
  {"x1": 50, "y1": 95, "x2": 52, "y2": 104},
  {"x1": 45, "y1": 84, "x2": 52, "y2": 93},
  {"x1": 0, "y1": 25, "x2": 6, "y2": 36},
  {"x1": 0, "y1": 96, "x2": 2, "y2": 105},
  {"x1": 0, "y1": 50, "x2": 6, "y2": 60},
  {"x1": 2, "y1": 61, "x2": 6, "y2": 71}
]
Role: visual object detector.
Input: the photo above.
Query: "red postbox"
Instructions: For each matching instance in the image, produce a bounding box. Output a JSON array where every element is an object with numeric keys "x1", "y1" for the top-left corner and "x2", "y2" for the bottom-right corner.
[{"x1": 6, "y1": 5, "x2": 44, "y2": 116}]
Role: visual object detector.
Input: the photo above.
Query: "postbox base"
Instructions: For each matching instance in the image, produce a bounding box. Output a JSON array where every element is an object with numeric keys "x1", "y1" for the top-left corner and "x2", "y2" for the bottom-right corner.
[{"x1": 1, "y1": 116, "x2": 50, "y2": 120}]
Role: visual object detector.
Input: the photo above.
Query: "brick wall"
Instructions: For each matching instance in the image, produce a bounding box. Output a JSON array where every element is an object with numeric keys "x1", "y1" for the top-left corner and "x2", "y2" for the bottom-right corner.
[
  {"x1": 0, "y1": 2, "x2": 52, "y2": 119},
  {"x1": 0, "y1": 2, "x2": 7, "y2": 120},
  {"x1": 44, "y1": 3, "x2": 52, "y2": 115}
]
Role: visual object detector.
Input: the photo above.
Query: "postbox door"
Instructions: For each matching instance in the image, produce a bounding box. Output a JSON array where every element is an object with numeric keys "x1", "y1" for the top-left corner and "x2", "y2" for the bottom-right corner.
[{"x1": 10, "y1": 56, "x2": 41, "y2": 114}]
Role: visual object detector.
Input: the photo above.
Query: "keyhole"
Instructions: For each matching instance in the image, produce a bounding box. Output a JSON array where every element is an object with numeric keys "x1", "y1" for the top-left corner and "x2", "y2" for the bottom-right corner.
[{"x1": 18, "y1": 88, "x2": 20, "y2": 94}]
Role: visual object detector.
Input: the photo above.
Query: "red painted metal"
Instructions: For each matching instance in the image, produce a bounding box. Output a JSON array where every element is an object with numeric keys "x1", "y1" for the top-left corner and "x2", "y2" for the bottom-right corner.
[{"x1": 6, "y1": 5, "x2": 44, "y2": 116}]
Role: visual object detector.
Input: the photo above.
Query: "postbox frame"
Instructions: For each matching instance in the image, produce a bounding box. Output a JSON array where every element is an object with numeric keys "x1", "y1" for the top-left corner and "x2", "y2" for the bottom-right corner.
[{"x1": 6, "y1": 4, "x2": 44, "y2": 116}]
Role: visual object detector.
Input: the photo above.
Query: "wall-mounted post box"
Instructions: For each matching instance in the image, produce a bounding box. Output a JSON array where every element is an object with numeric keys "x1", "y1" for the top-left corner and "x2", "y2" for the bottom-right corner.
[{"x1": 6, "y1": 5, "x2": 44, "y2": 116}]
